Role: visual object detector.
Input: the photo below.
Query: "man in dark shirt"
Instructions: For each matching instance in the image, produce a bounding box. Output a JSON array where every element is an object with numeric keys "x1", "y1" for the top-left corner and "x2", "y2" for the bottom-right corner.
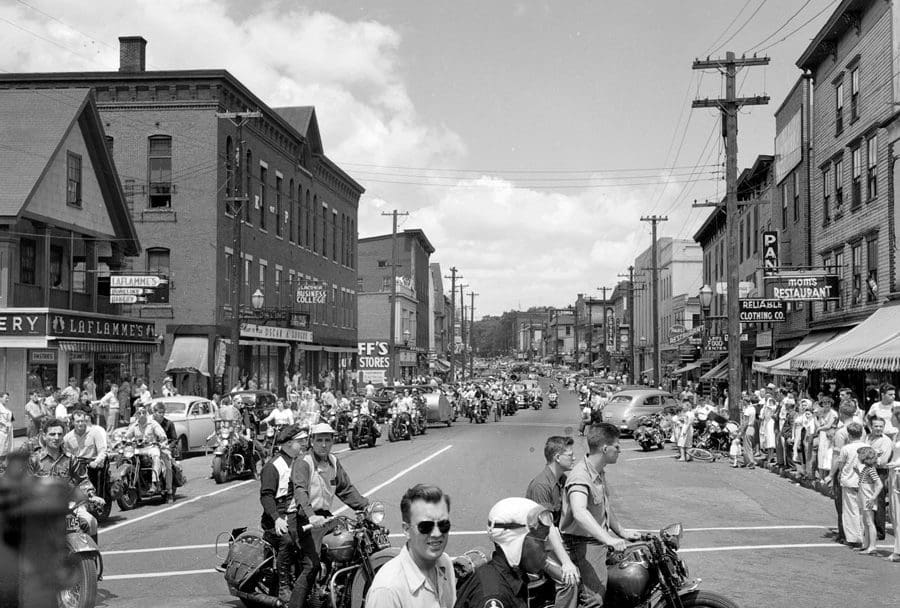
[
  {"x1": 455, "y1": 497, "x2": 552, "y2": 608},
  {"x1": 525, "y1": 436, "x2": 579, "y2": 608}
]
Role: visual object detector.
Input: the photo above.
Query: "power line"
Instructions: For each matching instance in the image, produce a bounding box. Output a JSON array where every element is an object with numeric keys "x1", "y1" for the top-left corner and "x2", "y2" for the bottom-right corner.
[
  {"x1": 710, "y1": 0, "x2": 769, "y2": 56},
  {"x1": 348, "y1": 167, "x2": 720, "y2": 182},
  {"x1": 743, "y1": 0, "x2": 813, "y2": 53},
  {"x1": 337, "y1": 161, "x2": 721, "y2": 175},
  {"x1": 756, "y1": 0, "x2": 840, "y2": 53},
  {"x1": 356, "y1": 175, "x2": 722, "y2": 190},
  {"x1": 703, "y1": 0, "x2": 753, "y2": 56}
]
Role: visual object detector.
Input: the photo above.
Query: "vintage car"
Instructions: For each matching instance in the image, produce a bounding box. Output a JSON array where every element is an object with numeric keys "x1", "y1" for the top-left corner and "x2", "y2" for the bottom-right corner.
[
  {"x1": 144, "y1": 395, "x2": 218, "y2": 454},
  {"x1": 602, "y1": 389, "x2": 680, "y2": 435}
]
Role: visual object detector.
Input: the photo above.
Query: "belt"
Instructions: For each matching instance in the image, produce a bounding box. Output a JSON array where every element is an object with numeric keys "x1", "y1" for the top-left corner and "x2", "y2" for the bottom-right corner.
[{"x1": 561, "y1": 533, "x2": 604, "y2": 546}]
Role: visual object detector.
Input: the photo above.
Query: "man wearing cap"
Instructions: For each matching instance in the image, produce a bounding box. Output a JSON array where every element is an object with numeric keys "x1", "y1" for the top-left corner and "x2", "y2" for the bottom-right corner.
[
  {"x1": 259, "y1": 424, "x2": 308, "y2": 606},
  {"x1": 291, "y1": 422, "x2": 369, "y2": 608},
  {"x1": 456, "y1": 497, "x2": 553, "y2": 608},
  {"x1": 560, "y1": 422, "x2": 640, "y2": 607}
]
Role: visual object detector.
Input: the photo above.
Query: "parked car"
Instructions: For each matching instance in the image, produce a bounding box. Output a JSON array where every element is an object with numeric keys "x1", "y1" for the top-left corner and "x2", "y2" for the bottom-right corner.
[
  {"x1": 145, "y1": 396, "x2": 218, "y2": 455},
  {"x1": 602, "y1": 389, "x2": 680, "y2": 436}
]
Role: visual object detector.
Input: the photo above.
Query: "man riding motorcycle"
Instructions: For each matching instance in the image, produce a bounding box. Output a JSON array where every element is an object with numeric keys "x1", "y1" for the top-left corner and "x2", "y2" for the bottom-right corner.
[
  {"x1": 123, "y1": 407, "x2": 171, "y2": 496},
  {"x1": 62, "y1": 410, "x2": 108, "y2": 498},
  {"x1": 289, "y1": 423, "x2": 369, "y2": 608}
]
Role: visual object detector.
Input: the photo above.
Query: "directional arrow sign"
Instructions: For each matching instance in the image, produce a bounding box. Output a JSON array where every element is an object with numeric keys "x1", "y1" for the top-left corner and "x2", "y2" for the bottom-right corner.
[
  {"x1": 110, "y1": 294, "x2": 138, "y2": 304},
  {"x1": 111, "y1": 275, "x2": 167, "y2": 288},
  {"x1": 109, "y1": 287, "x2": 147, "y2": 296}
]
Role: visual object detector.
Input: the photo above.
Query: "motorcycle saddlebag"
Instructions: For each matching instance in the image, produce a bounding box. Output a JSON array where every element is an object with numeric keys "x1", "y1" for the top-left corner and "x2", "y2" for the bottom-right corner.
[
  {"x1": 173, "y1": 461, "x2": 187, "y2": 488},
  {"x1": 224, "y1": 530, "x2": 272, "y2": 590}
]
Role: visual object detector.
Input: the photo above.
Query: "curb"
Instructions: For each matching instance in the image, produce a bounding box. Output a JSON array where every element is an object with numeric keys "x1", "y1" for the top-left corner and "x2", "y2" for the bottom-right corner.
[{"x1": 761, "y1": 461, "x2": 835, "y2": 499}]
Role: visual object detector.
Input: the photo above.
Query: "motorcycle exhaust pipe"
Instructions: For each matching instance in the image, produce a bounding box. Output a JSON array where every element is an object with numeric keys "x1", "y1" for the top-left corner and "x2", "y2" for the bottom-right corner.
[{"x1": 231, "y1": 589, "x2": 282, "y2": 607}]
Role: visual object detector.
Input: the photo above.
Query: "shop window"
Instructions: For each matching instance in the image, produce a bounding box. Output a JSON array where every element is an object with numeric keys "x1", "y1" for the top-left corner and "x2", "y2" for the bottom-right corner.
[
  {"x1": 148, "y1": 136, "x2": 172, "y2": 208},
  {"x1": 67, "y1": 152, "x2": 82, "y2": 207},
  {"x1": 867, "y1": 236, "x2": 878, "y2": 302},
  {"x1": 73, "y1": 258, "x2": 87, "y2": 293},
  {"x1": 20, "y1": 239, "x2": 36, "y2": 285}
]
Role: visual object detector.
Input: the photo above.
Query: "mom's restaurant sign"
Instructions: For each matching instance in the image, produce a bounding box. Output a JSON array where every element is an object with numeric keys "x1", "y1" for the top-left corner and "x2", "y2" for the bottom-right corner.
[
  {"x1": 0, "y1": 309, "x2": 156, "y2": 341},
  {"x1": 765, "y1": 275, "x2": 840, "y2": 301}
]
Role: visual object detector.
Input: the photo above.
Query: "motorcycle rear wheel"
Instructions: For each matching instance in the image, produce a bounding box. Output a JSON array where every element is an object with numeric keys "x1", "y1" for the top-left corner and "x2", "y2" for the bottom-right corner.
[
  {"x1": 665, "y1": 590, "x2": 740, "y2": 608},
  {"x1": 116, "y1": 487, "x2": 139, "y2": 511},
  {"x1": 58, "y1": 554, "x2": 97, "y2": 608}
]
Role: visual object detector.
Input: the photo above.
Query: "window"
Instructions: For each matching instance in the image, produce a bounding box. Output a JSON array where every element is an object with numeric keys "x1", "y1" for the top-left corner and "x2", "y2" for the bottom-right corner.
[
  {"x1": 332, "y1": 210, "x2": 338, "y2": 261},
  {"x1": 104, "y1": 136, "x2": 114, "y2": 156},
  {"x1": 259, "y1": 261, "x2": 267, "y2": 293},
  {"x1": 753, "y1": 204, "x2": 759, "y2": 253},
  {"x1": 792, "y1": 171, "x2": 800, "y2": 222},
  {"x1": 275, "y1": 175, "x2": 283, "y2": 237},
  {"x1": 349, "y1": 219, "x2": 356, "y2": 269},
  {"x1": 20, "y1": 239, "x2": 36, "y2": 285},
  {"x1": 850, "y1": 68, "x2": 859, "y2": 121},
  {"x1": 288, "y1": 179, "x2": 295, "y2": 242},
  {"x1": 867, "y1": 135, "x2": 877, "y2": 200},
  {"x1": 243, "y1": 258, "x2": 251, "y2": 287},
  {"x1": 833, "y1": 251, "x2": 844, "y2": 310},
  {"x1": 744, "y1": 215, "x2": 750, "y2": 260},
  {"x1": 148, "y1": 136, "x2": 172, "y2": 208},
  {"x1": 298, "y1": 186, "x2": 306, "y2": 246},
  {"x1": 225, "y1": 137, "x2": 235, "y2": 216},
  {"x1": 381, "y1": 276, "x2": 392, "y2": 291},
  {"x1": 851, "y1": 147, "x2": 862, "y2": 208},
  {"x1": 259, "y1": 165, "x2": 267, "y2": 230},
  {"x1": 851, "y1": 243, "x2": 862, "y2": 305},
  {"x1": 740, "y1": 218, "x2": 745, "y2": 261},
  {"x1": 312, "y1": 196, "x2": 318, "y2": 253},
  {"x1": 321, "y1": 204, "x2": 328, "y2": 254},
  {"x1": 565, "y1": 326, "x2": 571, "y2": 336},
  {"x1": 66, "y1": 152, "x2": 82, "y2": 207},
  {"x1": 834, "y1": 158, "x2": 843, "y2": 213},
  {"x1": 781, "y1": 183, "x2": 788, "y2": 228},
  {"x1": 224, "y1": 252, "x2": 232, "y2": 302},
  {"x1": 867, "y1": 236, "x2": 878, "y2": 302},
  {"x1": 244, "y1": 151, "x2": 253, "y2": 223},
  {"x1": 275, "y1": 267, "x2": 282, "y2": 295},
  {"x1": 822, "y1": 166, "x2": 832, "y2": 224},
  {"x1": 835, "y1": 82, "x2": 844, "y2": 135},
  {"x1": 147, "y1": 248, "x2": 170, "y2": 286},
  {"x1": 306, "y1": 191, "x2": 312, "y2": 247},
  {"x1": 377, "y1": 260, "x2": 388, "y2": 268},
  {"x1": 822, "y1": 254, "x2": 832, "y2": 312}
]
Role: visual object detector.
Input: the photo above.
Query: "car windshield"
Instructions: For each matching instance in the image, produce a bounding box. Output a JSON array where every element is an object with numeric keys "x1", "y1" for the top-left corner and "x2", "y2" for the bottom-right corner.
[
  {"x1": 608, "y1": 395, "x2": 633, "y2": 405},
  {"x1": 163, "y1": 402, "x2": 187, "y2": 415},
  {"x1": 234, "y1": 393, "x2": 259, "y2": 404}
]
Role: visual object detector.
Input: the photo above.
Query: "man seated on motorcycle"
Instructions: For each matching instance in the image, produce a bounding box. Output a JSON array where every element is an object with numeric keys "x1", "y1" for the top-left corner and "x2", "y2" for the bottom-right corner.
[
  {"x1": 455, "y1": 497, "x2": 553, "y2": 608},
  {"x1": 260, "y1": 423, "x2": 309, "y2": 605},
  {"x1": 124, "y1": 407, "x2": 170, "y2": 495},
  {"x1": 290, "y1": 423, "x2": 369, "y2": 608},
  {"x1": 151, "y1": 403, "x2": 179, "y2": 502},
  {"x1": 28, "y1": 417, "x2": 103, "y2": 539},
  {"x1": 62, "y1": 410, "x2": 108, "y2": 496}
]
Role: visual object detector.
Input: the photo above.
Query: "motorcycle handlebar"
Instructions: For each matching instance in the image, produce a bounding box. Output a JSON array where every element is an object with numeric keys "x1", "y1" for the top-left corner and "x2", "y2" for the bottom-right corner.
[{"x1": 300, "y1": 516, "x2": 336, "y2": 533}]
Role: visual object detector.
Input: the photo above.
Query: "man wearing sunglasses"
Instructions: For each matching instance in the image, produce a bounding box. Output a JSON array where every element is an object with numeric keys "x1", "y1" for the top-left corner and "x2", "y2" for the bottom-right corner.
[
  {"x1": 560, "y1": 423, "x2": 640, "y2": 607},
  {"x1": 456, "y1": 497, "x2": 553, "y2": 608},
  {"x1": 367, "y1": 484, "x2": 456, "y2": 608}
]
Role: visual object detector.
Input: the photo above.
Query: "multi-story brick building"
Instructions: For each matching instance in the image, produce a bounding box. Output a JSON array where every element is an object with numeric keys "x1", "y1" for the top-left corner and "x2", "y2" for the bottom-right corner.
[
  {"x1": 0, "y1": 37, "x2": 363, "y2": 397},
  {"x1": 608, "y1": 281, "x2": 633, "y2": 378},
  {"x1": 0, "y1": 89, "x2": 150, "y2": 427},
  {"x1": 357, "y1": 229, "x2": 435, "y2": 380},
  {"x1": 428, "y1": 263, "x2": 452, "y2": 375}
]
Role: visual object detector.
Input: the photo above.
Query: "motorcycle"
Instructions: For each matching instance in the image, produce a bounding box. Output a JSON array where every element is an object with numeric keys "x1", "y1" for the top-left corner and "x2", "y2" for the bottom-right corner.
[
  {"x1": 410, "y1": 398, "x2": 427, "y2": 435},
  {"x1": 211, "y1": 421, "x2": 262, "y2": 484},
  {"x1": 261, "y1": 422, "x2": 287, "y2": 460},
  {"x1": 387, "y1": 408, "x2": 412, "y2": 442},
  {"x1": 58, "y1": 493, "x2": 104, "y2": 608},
  {"x1": 347, "y1": 408, "x2": 379, "y2": 450},
  {"x1": 218, "y1": 503, "x2": 396, "y2": 608},
  {"x1": 634, "y1": 415, "x2": 665, "y2": 451},
  {"x1": 328, "y1": 409, "x2": 353, "y2": 444},
  {"x1": 470, "y1": 523, "x2": 738, "y2": 608},
  {"x1": 468, "y1": 399, "x2": 488, "y2": 424},
  {"x1": 548, "y1": 392, "x2": 559, "y2": 409},
  {"x1": 113, "y1": 439, "x2": 182, "y2": 510},
  {"x1": 504, "y1": 395, "x2": 518, "y2": 416},
  {"x1": 72, "y1": 456, "x2": 116, "y2": 523},
  {"x1": 532, "y1": 394, "x2": 543, "y2": 410}
]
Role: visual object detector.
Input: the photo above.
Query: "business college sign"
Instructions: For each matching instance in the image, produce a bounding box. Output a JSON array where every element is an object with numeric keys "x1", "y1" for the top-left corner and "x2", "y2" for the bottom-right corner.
[
  {"x1": 739, "y1": 299, "x2": 786, "y2": 323},
  {"x1": 766, "y1": 275, "x2": 840, "y2": 301}
]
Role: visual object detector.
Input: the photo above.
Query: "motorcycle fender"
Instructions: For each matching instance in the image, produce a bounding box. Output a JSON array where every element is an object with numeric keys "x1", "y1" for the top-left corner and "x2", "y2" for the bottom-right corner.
[
  {"x1": 66, "y1": 532, "x2": 100, "y2": 555},
  {"x1": 214, "y1": 446, "x2": 227, "y2": 456},
  {"x1": 648, "y1": 580, "x2": 702, "y2": 608},
  {"x1": 366, "y1": 547, "x2": 400, "y2": 571}
]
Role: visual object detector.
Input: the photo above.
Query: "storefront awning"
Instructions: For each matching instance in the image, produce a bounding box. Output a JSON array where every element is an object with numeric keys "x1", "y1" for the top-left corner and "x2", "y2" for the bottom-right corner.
[
  {"x1": 165, "y1": 336, "x2": 210, "y2": 376},
  {"x1": 432, "y1": 358, "x2": 451, "y2": 372},
  {"x1": 297, "y1": 344, "x2": 323, "y2": 352},
  {"x1": 752, "y1": 329, "x2": 845, "y2": 376},
  {"x1": 792, "y1": 304, "x2": 900, "y2": 371},
  {"x1": 57, "y1": 340, "x2": 157, "y2": 353},
  {"x1": 700, "y1": 359, "x2": 728, "y2": 381},
  {"x1": 671, "y1": 360, "x2": 703, "y2": 375},
  {"x1": 322, "y1": 346, "x2": 357, "y2": 354},
  {"x1": 592, "y1": 359, "x2": 605, "y2": 368}
]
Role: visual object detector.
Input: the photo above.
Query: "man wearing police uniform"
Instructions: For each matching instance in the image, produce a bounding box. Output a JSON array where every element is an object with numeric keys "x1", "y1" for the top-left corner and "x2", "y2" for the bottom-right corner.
[
  {"x1": 259, "y1": 424, "x2": 308, "y2": 605},
  {"x1": 455, "y1": 497, "x2": 553, "y2": 608},
  {"x1": 291, "y1": 423, "x2": 369, "y2": 608}
]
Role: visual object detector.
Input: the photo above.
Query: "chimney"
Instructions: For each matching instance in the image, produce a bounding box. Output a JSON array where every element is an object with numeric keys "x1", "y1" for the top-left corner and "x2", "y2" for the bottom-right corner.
[{"x1": 118, "y1": 36, "x2": 147, "y2": 72}]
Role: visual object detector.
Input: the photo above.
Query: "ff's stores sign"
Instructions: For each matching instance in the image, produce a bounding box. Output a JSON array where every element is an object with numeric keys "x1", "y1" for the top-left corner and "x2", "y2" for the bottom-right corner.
[
  {"x1": 766, "y1": 275, "x2": 840, "y2": 301},
  {"x1": 358, "y1": 340, "x2": 390, "y2": 384},
  {"x1": 762, "y1": 232, "x2": 779, "y2": 276},
  {"x1": 240, "y1": 323, "x2": 313, "y2": 343},
  {"x1": 739, "y1": 299, "x2": 786, "y2": 323}
]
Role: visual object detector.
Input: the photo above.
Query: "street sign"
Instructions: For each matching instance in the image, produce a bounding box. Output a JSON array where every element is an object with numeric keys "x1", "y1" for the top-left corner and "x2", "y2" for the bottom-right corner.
[
  {"x1": 296, "y1": 283, "x2": 327, "y2": 304},
  {"x1": 108, "y1": 273, "x2": 169, "y2": 303},
  {"x1": 739, "y1": 299, "x2": 786, "y2": 323},
  {"x1": 110, "y1": 294, "x2": 140, "y2": 304},
  {"x1": 668, "y1": 324, "x2": 685, "y2": 336},
  {"x1": 765, "y1": 274, "x2": 840, "y2": 301}
]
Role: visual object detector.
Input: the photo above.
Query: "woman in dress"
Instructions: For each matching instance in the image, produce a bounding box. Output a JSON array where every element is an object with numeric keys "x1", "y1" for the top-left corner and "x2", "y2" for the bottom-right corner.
[
  {"x1": 760, "y1": 394, "x2": 777, "y2": 464},
  {"x1": 816, "y1": 397, "x2": 839, "y2": 479},
  {"x1": 884, "y1": 404, "x2": 900, "y2": 562},
  {"x1": 675, "y1": 403, "x2": 695, "y2": 462}
]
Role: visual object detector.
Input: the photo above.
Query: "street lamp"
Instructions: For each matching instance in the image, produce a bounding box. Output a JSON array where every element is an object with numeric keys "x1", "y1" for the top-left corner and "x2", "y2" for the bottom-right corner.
[
  {"x1": 251, "y1": 288, "x2": 265, "y2": 310},
  {"x1": 698, "y1": 284, "x2": 713, "y2": 313}
]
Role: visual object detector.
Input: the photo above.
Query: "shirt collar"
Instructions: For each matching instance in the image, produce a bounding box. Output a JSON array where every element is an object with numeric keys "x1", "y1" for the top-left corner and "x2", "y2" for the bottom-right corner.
[
  {"x1": 398, "y1": 544, "x2": 447, "y2": 594},
  {"x1": 583, "y1": 455, "x2": 604, "y2": 482}
]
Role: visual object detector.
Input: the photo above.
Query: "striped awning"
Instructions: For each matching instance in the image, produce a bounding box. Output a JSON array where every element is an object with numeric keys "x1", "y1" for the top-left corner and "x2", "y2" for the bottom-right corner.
[
  {"x1": 56, "y1": 340, "x2": 157, "y2": 353},
  {"x1": 700, "y1": 359, "x2": 728, "y2": 381},
  {"x1": 791, "y1": 303, "x2": 900, "y2": 371}
]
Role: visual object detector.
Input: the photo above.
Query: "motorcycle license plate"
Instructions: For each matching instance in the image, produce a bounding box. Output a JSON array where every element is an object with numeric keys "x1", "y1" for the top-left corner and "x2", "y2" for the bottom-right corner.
[{"x1": 65, "y1": 514, "x2": 80, "y2": 532}]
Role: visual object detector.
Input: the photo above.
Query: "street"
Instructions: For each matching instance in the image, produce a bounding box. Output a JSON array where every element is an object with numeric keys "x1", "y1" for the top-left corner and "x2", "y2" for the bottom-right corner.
[{"x1": 96, "y1": 382, "x2": 896, "y2": 607}]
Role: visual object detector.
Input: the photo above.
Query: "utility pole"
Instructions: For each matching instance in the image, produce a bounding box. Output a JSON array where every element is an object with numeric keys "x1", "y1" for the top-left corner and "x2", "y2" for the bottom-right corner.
[
  {"x1": 218, "y1": 110, "x2": 261, "y2": 391},
  {"x1": 640, "y1": 215, "x2": 667, "y2": 388},
  {"x1": 459, "y1": 283, "x2": 468, "y2": 381},
  {"x1": 596, "y1": 286, "x2": 611, "y2": 371},
  {"x1": 469, "y1": 291, "x2": 479, "y2": 379},
  {"x1": 382, "y1": 209, "x2": 409, "y2": 387},
  {"x1": 444, "y1": 267, "x2": 461, "y2": 381},
  {"x1": 693, "y1": 51, "x2": 769, "y2": 418},
  {"x1": 617, "y1": 267, "x2": 645, "y2": 383}
]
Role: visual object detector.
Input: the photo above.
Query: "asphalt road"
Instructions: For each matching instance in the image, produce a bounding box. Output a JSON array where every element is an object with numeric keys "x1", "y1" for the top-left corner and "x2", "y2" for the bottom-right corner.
[{"x1": 94, "y1": 380, "x2": 898, "y2": 607}]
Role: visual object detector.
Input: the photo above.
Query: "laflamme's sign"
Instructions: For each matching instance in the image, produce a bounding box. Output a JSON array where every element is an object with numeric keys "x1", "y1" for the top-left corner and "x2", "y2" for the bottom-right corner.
[
  {"x1": 50, "y1": 313, "x2": 156, "y2": 341},
  {"x1": 766, "y1": 275, "x2": 840, "y2": 301}
]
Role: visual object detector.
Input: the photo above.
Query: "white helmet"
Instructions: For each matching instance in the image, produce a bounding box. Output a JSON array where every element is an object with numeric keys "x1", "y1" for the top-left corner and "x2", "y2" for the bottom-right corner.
[{"x1": 309, "y1": 422, "x2": 336, "y2": 436}]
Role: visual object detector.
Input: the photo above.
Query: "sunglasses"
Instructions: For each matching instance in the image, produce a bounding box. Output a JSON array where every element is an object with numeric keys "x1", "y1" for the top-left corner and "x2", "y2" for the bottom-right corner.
[{"x1": 415, "y1": 519, "x2": 452, "y2": 535}]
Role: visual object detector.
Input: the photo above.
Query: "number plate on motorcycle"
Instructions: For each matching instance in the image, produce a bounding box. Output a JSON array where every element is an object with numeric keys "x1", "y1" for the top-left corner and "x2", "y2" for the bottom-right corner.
[{"x1": 65, "y1": 514, "x2": 80, "y2": 531}]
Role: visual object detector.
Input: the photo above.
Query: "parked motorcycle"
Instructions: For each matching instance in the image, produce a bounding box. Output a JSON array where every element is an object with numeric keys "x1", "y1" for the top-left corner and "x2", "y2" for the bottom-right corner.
[
  {"x1": 387, "y1": 408, "x2": 412, "y2": 442},
  {"x1": 469, "y1": 523, "x2": 738, "y2": 608},
  {"x1": 218, "y1": 503, "x2": 395, "y2": 608},
  {"x1": 113, "y1": 439, "x2": 181, "y2": 510},
  {"x1": 212, "y1": 421, "x2": 262, "y2": 484},
  {"x1": 634, "y1": 415, "x2": 665, "y2": 451},
  {"x1": 548, "y1": 392, "x2": 559, "y2": 409},
  {"x1": 347, "y1": 408, "x2": 379, "y2": 450},
  {"x1": 58, "y1": 498, "x2": 104, "y2": 608}
]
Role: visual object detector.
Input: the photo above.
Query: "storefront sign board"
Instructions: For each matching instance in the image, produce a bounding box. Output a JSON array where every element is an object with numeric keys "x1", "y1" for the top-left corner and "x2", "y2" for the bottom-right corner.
[
  {"x1": 29, "y1": 349, "x2": 57, "y2": 364},
  {"x1": 738, "y1": 299, "x2": 786, "y2": 322},
  {"x1": 765, "y1": 275, "x2": 839, "y2": 301},
  {"x1": 240, "y1": 323, "x2": 313, "y2": 343}
]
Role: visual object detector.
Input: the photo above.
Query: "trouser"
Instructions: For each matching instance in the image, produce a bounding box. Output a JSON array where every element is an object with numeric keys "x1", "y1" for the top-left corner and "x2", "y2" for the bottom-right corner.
[
  {"x1": 563, "y1": 535, "x2": 608, "y2": 608},
  {"x1": 159, "y1": 449, "x2": 174, "y2": 494},
  {"x1": 874, "y1": 468, "x2": 889, "y2": 540},
  {"x1": 832, "y1": 475, "x2": 845, "y2": 540},
  {"x1": 742, "y1": 432, "x2": 755, "y2": 467},
  {"x1": 841, "y1": 486, "x2": 862, "y2": 544},
  {"x1": 106, "y1": 409, "x2": 119, "y2": 433},
  {"x1": 890, "y1": 470, "x2": 900, "y2": 555},
  {"x1": 290, "y1": 509, "x2": 331, "y2": 608},
  {"x1": 264, "y1": 525, "x2": 300, "y2": 604},
  {"x1": 774, "y1": 426, "x2": 786, "y2": 466},
  {"x1": 137, "y1": 446, "x2": 163, "y2": 489}
]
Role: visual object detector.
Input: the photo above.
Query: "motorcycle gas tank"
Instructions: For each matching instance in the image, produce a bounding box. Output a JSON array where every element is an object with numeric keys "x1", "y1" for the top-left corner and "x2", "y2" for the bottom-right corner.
[
  {"x1": 321, "y1": 526, "x2": 357, "y2": 563},
  {"x1": 605, "y1": 544, "x2": 656, "y2": 607}
]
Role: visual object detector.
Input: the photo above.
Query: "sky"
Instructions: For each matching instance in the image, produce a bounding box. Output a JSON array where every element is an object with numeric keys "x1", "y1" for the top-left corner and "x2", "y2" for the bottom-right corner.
[{"x1": 0, "y1": 0, "x2": 840, "y2": 317}]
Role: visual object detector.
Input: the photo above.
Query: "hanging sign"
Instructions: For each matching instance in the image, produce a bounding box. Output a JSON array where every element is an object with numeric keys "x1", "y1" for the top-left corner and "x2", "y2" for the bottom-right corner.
[
  {"x1": 766, "y1": 275, "x2": 840, "y2": 301},
  {"x1": 296, "y1": 283, "x2": 327, "y2": 304},
  {"x1": 109, "y1": 274, "x2": 169, "y2": 303},
  {"x1": 739, "y1": 299, "x2": 787, "y2": 322},
  {"x1": 762, "y1": 232, "x2": 779, "y2": 276}
]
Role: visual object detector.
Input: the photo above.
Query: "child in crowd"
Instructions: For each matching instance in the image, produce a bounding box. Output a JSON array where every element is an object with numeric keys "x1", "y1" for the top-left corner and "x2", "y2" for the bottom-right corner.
[
  {"x1": 728, "y1": 420, "x2": 742, "y2": 468},
  {"x1": 857, "y1": 446, "x2": 884, "y2": 555}
]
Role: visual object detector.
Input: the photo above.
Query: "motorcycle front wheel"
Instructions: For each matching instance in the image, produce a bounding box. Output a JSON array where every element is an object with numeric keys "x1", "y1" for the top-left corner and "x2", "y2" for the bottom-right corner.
[
  {"x1": 58, "y1": 554, "x2": 98, "y2": 608},
  {"x1": 116, "y1": 487, "x2": 138, "y2": 511},
  {"x1": 660, "y1": 590, "x2": 740, "y2": 608},
  {"x1": 348, "y1": 430, "x2": 358, "y2": 450},
  {"x1": 212, "y1": 455, "x2": 228, "y2": 484}
]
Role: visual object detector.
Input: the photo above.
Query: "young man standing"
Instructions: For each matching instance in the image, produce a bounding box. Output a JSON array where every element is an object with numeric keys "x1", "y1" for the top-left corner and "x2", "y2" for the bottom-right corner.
[
  {"x1": 366, "y1": 484, "x2": 456, "y2": 608},
  {"x1": 826, "y1": 422, "x2": 868, "y2": 547},
  {"x1": 560, "y1": 423, "x2": 640, "y2": 607}
]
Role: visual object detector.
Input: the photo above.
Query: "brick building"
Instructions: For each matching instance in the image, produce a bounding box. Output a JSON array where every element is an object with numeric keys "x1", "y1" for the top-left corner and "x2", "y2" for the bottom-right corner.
[{"x1": 0, "y1": 36, "x2": 363, "y2": 397}]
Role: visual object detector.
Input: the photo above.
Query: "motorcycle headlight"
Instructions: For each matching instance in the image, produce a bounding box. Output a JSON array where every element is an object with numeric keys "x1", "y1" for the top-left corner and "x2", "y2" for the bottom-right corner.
[
  {"x1": 367, "y1": 501, "x2": 385, "y2": 525},
  {"x1": 124, "y1": 446, "x2": 135, "y2": 458},
  {"x1": 221, "y1": 428, "x2": 231, "y2": 438},
  {"x1": 220, "y1": 439, "x2": 229, "y2": 446},
  {"x1": 661, "y1": 523, "x2": 683, "y2": 550}
]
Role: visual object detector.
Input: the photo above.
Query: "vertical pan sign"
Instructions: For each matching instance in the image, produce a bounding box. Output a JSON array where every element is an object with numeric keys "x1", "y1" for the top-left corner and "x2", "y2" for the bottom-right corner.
[{"x1": 762, "y1": 231, "x2": 779, "y2": 277}]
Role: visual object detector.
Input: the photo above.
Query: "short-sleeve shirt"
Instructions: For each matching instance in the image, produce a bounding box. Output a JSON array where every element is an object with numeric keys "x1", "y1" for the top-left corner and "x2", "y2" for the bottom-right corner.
[
  {"x1": 867, "y1": 402, "x2": 898, "y2": 437},
  {"x1": 560, "y1": 456, "x2": 608, "y2": 538},
  {"x1": 365, "y1": 544, "x2": 455, "y2": 608},
  {"x1": 63, "y1": 425, "x2": 108, "y2": 461},
  {"x1": 838, "y1": 440, "x2": 868, "y2": 488},
  {"x1": 525, "y1": 466, "x2": 565, "y2": 525},
  {"x1": 869, "y1": 435, "x2": 894, "y2": 467}
]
